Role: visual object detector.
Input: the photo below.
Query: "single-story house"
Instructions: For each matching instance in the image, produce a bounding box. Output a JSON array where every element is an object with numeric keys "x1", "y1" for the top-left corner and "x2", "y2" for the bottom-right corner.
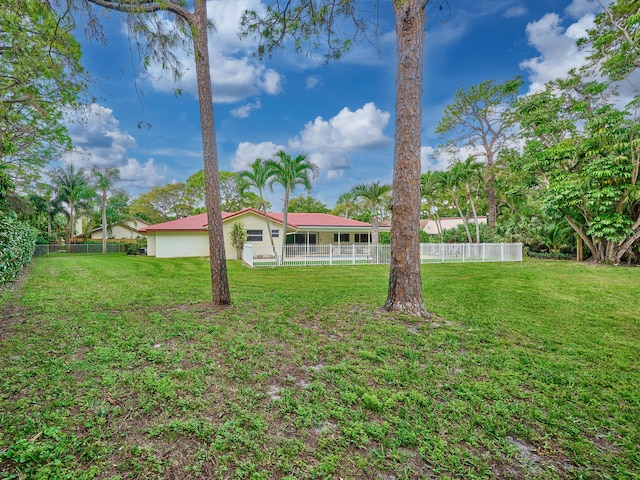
[
  {"x1": 85, "y1": 218, "x2": 150, "y2": 240},
  {"x1": 420, "y1": 216, "x2": 487, "y2": 235},
  {"x1": 140, "y1": 208, "x2": 380, "y2": 259}
]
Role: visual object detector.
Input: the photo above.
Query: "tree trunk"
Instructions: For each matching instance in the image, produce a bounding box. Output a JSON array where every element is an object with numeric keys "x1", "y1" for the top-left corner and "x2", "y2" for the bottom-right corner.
[
  {"x1": 385, "y1": 0, "x2": 429, "y2": 318},
  {"x1": 281, "y1": 186, "x2": 290, "y2": 265},
  {"x1": 466, "y1": 183, "x2": 480, "y2": 243},
  {"x1": 487, "y1": 154, "x2": 496, "y2": 229},
  {"x1": 102, "y1": 190, "x2": 107, "y2": 254},
  {"x1": 452, "y1": 191, "x2": 472, "y2": 243},
  {"x1": 193, "y1": 0, "x2": 230, "y2": 305}
]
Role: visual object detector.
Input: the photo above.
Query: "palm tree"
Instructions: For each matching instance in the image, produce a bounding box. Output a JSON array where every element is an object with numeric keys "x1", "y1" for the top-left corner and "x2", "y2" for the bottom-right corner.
[
  {"x1": 49, "y1": 165, "x2": 94, "y2": 246},
  {"x1": 452, "y1": 157, "x2": 483, "y2": 243},
  {"x1": 421, "y1": 171, "x2": 445, "y2": 243},
  {"x1": 438, "y1": 168, "x2": 473, "y2": 243},
  {"x1": 350, "y1": 181, "x2": 392, "y2": 246},
  {"x1": 239, "y1": 158, "x2": 278, "y2": 258},
  {"x1": 92, "y1": 165, "x2": 120, "y2": 254},
  {"x1": 267, "y1": 151, "x2": 319, "y2": 263}
]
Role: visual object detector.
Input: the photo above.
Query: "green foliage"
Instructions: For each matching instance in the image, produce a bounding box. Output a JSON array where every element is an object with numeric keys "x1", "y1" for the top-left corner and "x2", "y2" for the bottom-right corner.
[
  {"x1": 288, "y1": 194, "x2": 329, "y2": 213},
  {"x1": 580, "y1": 0, "x2": 640, "y2": 86},
  {"x1": 515, "y1": 75, "x2": 640, "y2": 263},
  {"x1": 0, "y1": 0, "x2": 86, "y2": 188},
  {"x1": 229, "y1": 221, "x2": 247, "y2": 260},
  {"x1": 129, "y1": 183, "x2": 193, "y2": 224},
  {"x1": 1, "y1": 256, "x2": 639, "y2": 477},
  {"x1": 0, "y1": 213, "x2": 36, "y2": 284}
]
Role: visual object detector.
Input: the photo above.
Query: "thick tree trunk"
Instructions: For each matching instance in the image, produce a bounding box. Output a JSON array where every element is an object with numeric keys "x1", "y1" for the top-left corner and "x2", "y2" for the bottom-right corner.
[
  {"x1": 385, "y1": 0, "x2": 429, "y2": 318},
  {"x1": 193, "y1": 0, "x2": 230, "y2": 305}
]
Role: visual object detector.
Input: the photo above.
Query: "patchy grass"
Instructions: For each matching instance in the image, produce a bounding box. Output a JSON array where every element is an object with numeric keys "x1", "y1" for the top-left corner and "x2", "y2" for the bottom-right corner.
[{"x1": 0, "y1": 255, "x2": 638, "y2": 479}]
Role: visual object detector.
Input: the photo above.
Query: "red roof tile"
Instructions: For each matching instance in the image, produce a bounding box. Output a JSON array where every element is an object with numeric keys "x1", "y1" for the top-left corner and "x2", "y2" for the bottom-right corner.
[{"x1": 141, "y1": 210, "x2": 371, "y2": 232}]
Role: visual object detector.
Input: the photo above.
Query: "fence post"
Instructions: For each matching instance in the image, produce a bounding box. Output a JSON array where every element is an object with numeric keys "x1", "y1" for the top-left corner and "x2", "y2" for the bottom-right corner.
[
  {"x1": 501, "y1": 243, "x2": 505, "y2": 262},
  {"x1": 329, "y1": 243, "x2": 333, "y2": 265}
]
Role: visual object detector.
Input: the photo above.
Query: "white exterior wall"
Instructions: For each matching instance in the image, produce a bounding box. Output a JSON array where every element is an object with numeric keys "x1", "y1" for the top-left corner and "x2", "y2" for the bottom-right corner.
[
  {"x1": 155, "y1": 231, "x2": 209, "y2": 258},
  {"x1": 423, "y1": 217, "x2": 487, "y2": 234},
  {"x1": 90, "y1": 224, "x2": 140, "y2": 240},
  {"x1": 223, "y1": 212, "x2": 287, "y2": 257},
  {"x1": 147, "y1": 233, "x2": 156, "y2": 256}
]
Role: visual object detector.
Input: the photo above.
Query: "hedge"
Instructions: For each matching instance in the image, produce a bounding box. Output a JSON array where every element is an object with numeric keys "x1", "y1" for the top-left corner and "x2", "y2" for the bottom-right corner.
[{"x1": 0, "y1": 214, "x2": 37, "y2": 285}]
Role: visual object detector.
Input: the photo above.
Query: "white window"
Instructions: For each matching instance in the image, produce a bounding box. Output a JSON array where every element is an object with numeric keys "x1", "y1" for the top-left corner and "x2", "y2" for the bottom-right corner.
[
  {"x1": 271, "y1": 229, "x2": 280, "y2": 238},
  {"x1": 247, "y1": 229, "x2": 263, "y2": 241}
]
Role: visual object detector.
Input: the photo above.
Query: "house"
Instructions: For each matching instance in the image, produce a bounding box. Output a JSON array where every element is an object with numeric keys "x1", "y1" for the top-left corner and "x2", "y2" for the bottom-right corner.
[
  {"x1": 75, "y1": 218, "x2": 150, "y2": 240},
  {"x1": 140, "y1": 208, "x2": 377, "y2": 259},
  {"x1": 420, "y1": 216, "x2": 487, "y2": 235}
]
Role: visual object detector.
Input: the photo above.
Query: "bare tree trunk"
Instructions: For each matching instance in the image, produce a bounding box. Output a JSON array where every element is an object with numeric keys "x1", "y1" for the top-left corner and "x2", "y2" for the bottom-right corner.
[
  {"x1": 466, "y1": 183, "x2": 480, "y2": 243},
  {"x1": 281, "y1": 186, "x2": 290, "y2": 265},
  {"x1": 193, "y1": 0, "x2": 230, "y2": 305},
  {"x1": 102, "y1": 190, "x2": 107, "y2": 254},
  {"x1": 385, "y1": 0, "x2": 429, "y2": 318},
  {"x1": 486, "y1": 158, "x2": 497, "y2": 229}
]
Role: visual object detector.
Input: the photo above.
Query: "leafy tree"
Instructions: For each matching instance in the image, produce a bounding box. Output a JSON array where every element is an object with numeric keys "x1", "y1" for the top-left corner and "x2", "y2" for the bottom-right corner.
[
  {"x1": 0, "y1": 0, "x2": 86, "y2": 189},
  {"x1": 435, "y1": 77, "x2": 523, "y2": 229},
  {"x1": 436, "y1": 169, "x2": 472, "y2": 243},
  {"x1": 229, "y1": 221, "x2": 247, "y2": 260},
  {"x1": 92, "y1": 166, "x2": 120, "y2": 254},
  {"x1": 239, "y1": 159, "x2": 278, "y2": 258},
  {"x1": 420, "y1": 171, "x2": 445, "y2": 242},
  {"x1": 288, "y1": 195, "x2": 329, "y2": 213},
  {"x1": 130, "y1": 183, "x2": 193, "y2": 224},
  {"x1": 579, "y1": 0, "x2": 640, "y2": 91},
  {"x1": 451, "y1": 157, "x2": 483, "y2": 243},
  {"x1": 332, "y1": 191, "x2": 358, "y2": 218},
  {"x1": 219, "y1": 171, "x2": 261, "y2": 212},
  {"x1": 49, "y1": 165, "x2": 94, "y2": 245},
  {"x1": 267, "y1": 151, "x2": 319, "y2": 263},
  {"x1": 242, "y1": 0, "x2": 438, "y2": 316},
  {"x1": 515, "y1": 76, "x2": 640, "y2": 263},
  {"x1": 80, "y1": 0, "x2": 230, "y2": 305},
  {"x1": 350, "y1": 181, "x2": 391, "y2": 246}
]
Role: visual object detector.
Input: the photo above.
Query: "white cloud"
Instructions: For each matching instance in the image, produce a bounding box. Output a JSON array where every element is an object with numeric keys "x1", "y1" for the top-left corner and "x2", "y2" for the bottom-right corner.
[
  {"x1": 64, "y1": 104, "x2": 136, "y2": 166},
  {"x1": 564, "y1": 0, "x2": 600, "y2": 18},
  {"x1": 421, "y1": 146, "x2": 447, "y2": 172},
  {"x1": 504, "y1": 5, "x2": 527, "y2": 18},
  {"x1": 306, "y1": 75, "x2": 322, "y2": 89},
  {"x1": 118, "y1": 158, "x2": 166, "y2": 189},
  {"x1": 139, "y1": 0, "x2": 283, "y2": 104},
  {"x1": 520, "y1": 12, "x2": 595, "y2": 93},
  {"x1": 288, "y1": 102, "x2": 392, "y2": 178},
  {"x1": 63, "y1": 104, "x2": 165, "y2": 191},
  {"x1": 230, "y1": 141, "x2": 286, "y2": 171},
  {"x1": 230, "y1": 99, "x2": 262, "y2": 118}
]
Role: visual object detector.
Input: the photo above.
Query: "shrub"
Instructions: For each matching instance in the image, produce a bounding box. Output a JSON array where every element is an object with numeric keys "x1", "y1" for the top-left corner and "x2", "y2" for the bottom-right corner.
[{"x1": 0, "y1": 213, "x2": 37, "y2": 285}]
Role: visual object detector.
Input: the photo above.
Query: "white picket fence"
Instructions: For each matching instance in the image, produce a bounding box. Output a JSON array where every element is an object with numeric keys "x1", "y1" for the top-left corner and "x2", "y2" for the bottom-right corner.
[{"x1": 243, "y1": 243, "x2": 522, "y2": 267}]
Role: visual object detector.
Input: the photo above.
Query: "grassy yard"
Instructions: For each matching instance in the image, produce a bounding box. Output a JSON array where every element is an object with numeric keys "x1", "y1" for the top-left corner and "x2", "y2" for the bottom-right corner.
[{"x1": 0, "y1": 256, "x2": 638, "y2": 479}]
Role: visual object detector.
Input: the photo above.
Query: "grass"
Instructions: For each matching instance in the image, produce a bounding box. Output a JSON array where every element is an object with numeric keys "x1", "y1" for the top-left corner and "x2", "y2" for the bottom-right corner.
[{"x1": 0, "y1": 255, "x2": 639, "y2": 479}]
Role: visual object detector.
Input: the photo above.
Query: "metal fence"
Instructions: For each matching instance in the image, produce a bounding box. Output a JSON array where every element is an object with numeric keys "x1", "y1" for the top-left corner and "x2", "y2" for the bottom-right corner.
[
  {"x1": 33, "y1": 243, "x2": 130, "y2": 256},
  {"x1": 243, "y1": 243, "x2": 522, "y2": 267}
]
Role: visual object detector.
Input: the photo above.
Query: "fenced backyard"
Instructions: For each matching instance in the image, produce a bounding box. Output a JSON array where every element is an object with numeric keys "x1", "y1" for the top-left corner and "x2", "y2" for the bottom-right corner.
[
  {"x1": 33, "y1": 243, "x2": 136, "y2": 256},
  {"x1": 243, "y1": 242, "x2": 522, "y2": 267}
]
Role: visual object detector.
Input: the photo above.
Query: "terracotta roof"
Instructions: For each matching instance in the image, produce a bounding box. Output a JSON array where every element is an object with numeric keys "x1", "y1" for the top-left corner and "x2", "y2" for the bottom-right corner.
[
  {"x1": 141, "y1": 210, "x2": 371, "y2": 232},
  {"x1": 268, "y1": 212, "x2": 371, "y2": 228},
  {"x1": 140, "y1": 213, "x2": 209, "y2": 232}
]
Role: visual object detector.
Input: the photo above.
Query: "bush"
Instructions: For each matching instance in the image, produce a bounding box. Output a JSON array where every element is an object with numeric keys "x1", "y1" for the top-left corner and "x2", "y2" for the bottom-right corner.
[{"x1": 0, "y1": 213, "x2": 37, "y2": 285}]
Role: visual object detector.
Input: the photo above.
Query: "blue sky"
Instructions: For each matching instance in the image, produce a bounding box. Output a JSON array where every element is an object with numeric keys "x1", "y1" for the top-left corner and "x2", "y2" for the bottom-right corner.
[{"x1": 62, "y1": 0, "x2": 606, "y2": 208}]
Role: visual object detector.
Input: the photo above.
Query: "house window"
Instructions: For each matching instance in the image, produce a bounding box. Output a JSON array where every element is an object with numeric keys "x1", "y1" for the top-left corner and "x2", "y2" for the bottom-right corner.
[
  {"x1": 271, "y1": 229, "x2": 280, "y2": 238},
  {"x1": 246, "y1": 229, "x2": 263, "y2": 241},
  {"x1": 355, "y1": 233, "x2": 371, "y2": 243},
  {"x1": 333, "y1": 233, "x2": 350, "y2": 243}
]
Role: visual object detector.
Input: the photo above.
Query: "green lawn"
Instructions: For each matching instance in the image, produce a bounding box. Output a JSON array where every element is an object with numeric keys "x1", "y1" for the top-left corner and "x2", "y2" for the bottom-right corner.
[{"x1": 1, "y1": 256, "x2": 638, "y2": 479}]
